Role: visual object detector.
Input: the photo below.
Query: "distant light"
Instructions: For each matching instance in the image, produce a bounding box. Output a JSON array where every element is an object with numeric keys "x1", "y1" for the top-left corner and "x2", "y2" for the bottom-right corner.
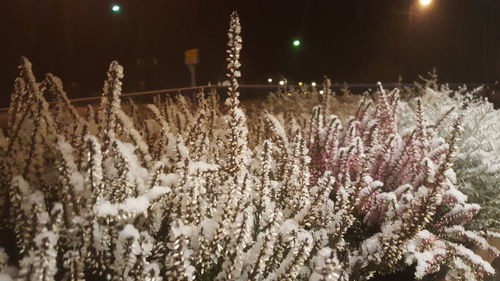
[
  {"x1": 112, "y1": 4, "x2": 121, "y2": 12},
  {"x1": 292, "y1": 39, "x2": 301, "y2": 47},
  {"x1": 279, "y1": 80, "x2": 285, "y2": 86},
  {"x1": 267, "y1": 78, "x2": 273, "y2": 83},
  {"x1": 311, "y1": 82, "x2": 317, "y2": 87},
  {"x1": 319, "y1": 90, "x2": 325, "y2": 95},
  {"x1": 419, "y1": 0, "x2": 432, "y2": 7},
  {"x1": 298, "y1": 82, "x2": 303, "y2": 86}
]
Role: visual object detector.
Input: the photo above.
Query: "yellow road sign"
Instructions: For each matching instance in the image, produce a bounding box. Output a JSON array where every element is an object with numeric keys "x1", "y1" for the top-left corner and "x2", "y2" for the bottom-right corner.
[{"x1": 184, "y1": 48, "x2": 199, "y2": 65}]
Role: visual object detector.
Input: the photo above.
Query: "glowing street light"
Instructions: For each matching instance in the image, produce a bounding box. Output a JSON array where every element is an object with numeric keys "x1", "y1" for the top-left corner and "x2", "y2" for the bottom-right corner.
[
  {"x1": 292, "y1": 39, "x2": 301, "y2": 48},
  {"x1": 419, "y1": 0, "x2": 432, "y2": 7},
  {"x1": 311, "y1": 82, "x2": 317, "y2": 87},
  {"x1": 298, "y1": 82, "x2": 303, "y2": 86},
  {"x1": 267, "y1": 78, "x2": 273, "y2": 83},
  {"x1": 111, "y1": 4, "x2": 121, "y2": 13},
  {"x1": 279, "y1": 80, "x2": 285, "y2": 86}
]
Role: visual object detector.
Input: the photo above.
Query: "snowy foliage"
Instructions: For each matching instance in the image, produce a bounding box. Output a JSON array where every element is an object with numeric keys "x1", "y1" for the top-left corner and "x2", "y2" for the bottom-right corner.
[
  {"x1": 0, "y1": 11, "x2": 497, "y2": 281},
  {"x1": 398, "y1": 78, "x2": 500, "y2": 230}
]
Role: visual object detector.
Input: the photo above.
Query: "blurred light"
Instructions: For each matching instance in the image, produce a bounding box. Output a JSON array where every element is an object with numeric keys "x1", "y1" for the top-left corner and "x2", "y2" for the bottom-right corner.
[
  {"x1": 319, "y1": 90, "x2": 325, "y2": 95},
  {"x1": 311, "y1": 82, "x2": 317, "y2": 87},
  {"x1": 292, "y1": 39, "x2": 301, "y2": 47},
  {"x1": 298, "y1": 82, "x2": 303, "y2": 86},
  {"x1": 112, "y1": 4, "x2": 121, "y2": 12},
  {"x1": 419, "y1": 0, "x2": 432, "y2": 7},
  {"x1": 267, "y1": 78, "x2": 273, "y2": 83},
  {"x1": 279, "y1": 80, "x2": 285, "y2": 86}
]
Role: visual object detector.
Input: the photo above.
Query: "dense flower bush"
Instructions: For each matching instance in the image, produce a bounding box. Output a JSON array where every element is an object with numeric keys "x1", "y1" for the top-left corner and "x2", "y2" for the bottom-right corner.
[
  {"x1": 398, "y1": 81, "x2": 500, "y2": 230},
  {"x1": 0, "y1": 11, "x2": 498, "y2": 281},
  {"x1": 263, "y1": 74, "x2": 500, "y2": 232}
]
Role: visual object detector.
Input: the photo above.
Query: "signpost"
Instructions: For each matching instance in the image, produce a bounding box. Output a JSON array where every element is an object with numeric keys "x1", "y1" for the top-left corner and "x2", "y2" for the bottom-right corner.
[{"x1": 184, "y1": 48, "x2": 199, "y2": 87}]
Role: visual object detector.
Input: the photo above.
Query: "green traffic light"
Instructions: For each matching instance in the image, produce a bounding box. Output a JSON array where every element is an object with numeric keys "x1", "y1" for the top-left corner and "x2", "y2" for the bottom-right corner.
[
  {"x1": 292, "y1": 39, "x2": 301, "y2": 47},
  {"x1": 112, "y1": 4, "x2": 121, "y2": 13}
]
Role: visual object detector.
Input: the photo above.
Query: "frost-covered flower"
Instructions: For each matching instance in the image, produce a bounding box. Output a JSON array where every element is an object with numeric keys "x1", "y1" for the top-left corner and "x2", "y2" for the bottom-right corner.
[{"x1": 399, "y1": 84, "x2": 500, "y2": 230}]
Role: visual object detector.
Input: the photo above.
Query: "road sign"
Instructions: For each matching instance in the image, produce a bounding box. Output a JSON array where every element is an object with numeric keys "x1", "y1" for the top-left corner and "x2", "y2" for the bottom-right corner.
[
  {"x1": 184, "y1": 48, "x2": 199, "y2": 65},
  {"x1": 184, "y1": 49, "x2": 199, "y2": 86}
]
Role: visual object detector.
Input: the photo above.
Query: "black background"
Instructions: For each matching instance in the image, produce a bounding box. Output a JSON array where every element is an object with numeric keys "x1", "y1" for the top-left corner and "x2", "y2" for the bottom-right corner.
[{"x1": 0, "y1": 0, "x2": 499, "y2": 106}]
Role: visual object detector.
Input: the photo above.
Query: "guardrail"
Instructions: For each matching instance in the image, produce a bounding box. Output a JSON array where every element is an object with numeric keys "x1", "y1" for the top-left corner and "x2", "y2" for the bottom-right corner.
[
  {"x1": 0, "y1": 82, "x2": 492, "y2": 114},
  {"x1": 0, "y1": 85, "x2": 274, "y2": 113}
]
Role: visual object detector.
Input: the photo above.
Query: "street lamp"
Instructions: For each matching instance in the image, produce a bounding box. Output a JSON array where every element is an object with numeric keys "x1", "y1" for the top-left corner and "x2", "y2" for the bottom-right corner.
[
  {"x1": 111, "y1": 4, "x2": 121, "y2": 13},
  {"x1": 419, "y1": 0, "x2": 432, "y2": 7},
  {"x1": 408, "y1": 0, "x2": 434, "y2": 32}
]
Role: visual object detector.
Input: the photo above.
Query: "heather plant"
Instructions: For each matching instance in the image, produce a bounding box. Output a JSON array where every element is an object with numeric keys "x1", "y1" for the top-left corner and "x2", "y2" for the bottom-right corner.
[
  {"x1": 399, "y1": 82, "x2": 500, "y2": 230},
  {"x1": 0, "y1": 11, "x2": 497, "y2": 281}
]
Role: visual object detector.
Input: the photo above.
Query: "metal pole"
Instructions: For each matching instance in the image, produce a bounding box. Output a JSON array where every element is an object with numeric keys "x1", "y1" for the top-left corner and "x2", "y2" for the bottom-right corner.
[{"x1": 187, "y1": 64, "x2": 196, "y2": 87}]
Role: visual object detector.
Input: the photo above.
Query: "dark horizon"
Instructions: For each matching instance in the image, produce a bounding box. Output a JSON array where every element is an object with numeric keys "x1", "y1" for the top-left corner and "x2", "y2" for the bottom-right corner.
[{"x1": 1, "y1": 0, "x2": 499, "y2": 105}]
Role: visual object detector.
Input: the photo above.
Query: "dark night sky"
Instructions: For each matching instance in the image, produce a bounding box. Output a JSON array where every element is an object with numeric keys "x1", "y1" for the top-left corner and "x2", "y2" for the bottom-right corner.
[{"x1": 0, "y1": 0, "x2": 499, "y2": 105}]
